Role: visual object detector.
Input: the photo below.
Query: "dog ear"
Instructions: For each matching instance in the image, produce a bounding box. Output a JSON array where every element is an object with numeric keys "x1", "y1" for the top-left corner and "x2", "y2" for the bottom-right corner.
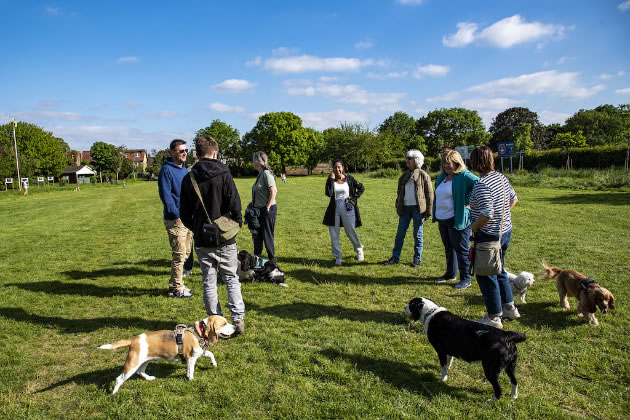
[
  {"x1": 608, "y1": 291, "x2": 616, "y2": 312},
  {"x1": 583, "y1": 289, "x2": 597, "y2": 314}
]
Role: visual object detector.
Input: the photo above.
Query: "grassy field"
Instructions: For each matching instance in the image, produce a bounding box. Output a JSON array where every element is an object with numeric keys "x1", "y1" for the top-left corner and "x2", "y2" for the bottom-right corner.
[{"x1": 1, "y1": 175, "x2": 629, "y2": 419}]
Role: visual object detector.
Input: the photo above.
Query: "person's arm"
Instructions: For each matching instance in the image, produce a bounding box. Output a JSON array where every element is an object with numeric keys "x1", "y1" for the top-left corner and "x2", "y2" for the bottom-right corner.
[
  {"x1": 325, "y1": 176, "x2": 334, "y2": 197},
  {"x1": 266, "y1": 186, "x2": 277, "y2": 211},
  {"x1": 471, "y1": 214, "x2": 490, "y2": 233},
  {"x1": 423, "y1": 172, "x2": 434, "y2": 220},
  {"x1": 509, "y1": 196, "x2": 518, "y2": 209},
  {"x1": 158, "y1": 168, "x2": 180, "y2": 221},
  {"x1": 352, "y1": 176, "x2": 365, "y2": 199},
  {"x1": 179, "y1": 175, "x2": 193, "y2": 230}
]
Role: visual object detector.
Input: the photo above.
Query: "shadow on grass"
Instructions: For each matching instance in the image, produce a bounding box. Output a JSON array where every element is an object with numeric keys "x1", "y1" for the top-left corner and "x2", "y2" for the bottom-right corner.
[
  {"x1": 0, "y1": 307, "x2": 174, "y2": 333},
  {"x1": 319, "y1": 348, "x2": 473, "y2": 399},
  {"x1": 538, "y1": 192, "x2": 630, "y2": 206},
  {"x1": 6, "y1": 280, "x2": 163, "y2": 297},
  {"x1": 111, "y1": 258, "x2": 172, "y2": 268},
  {"x1": 281, "y1": 267, "x2": 430, "y2": 286},
  {"x1": 34, "y1": 364, "x2": 180, "y2": 394},
  {"x1": 62, "y1": 266, "x2": 166, "y2": 280},
  {"x1": 248, "y1": 302, "x2": 403, "y2": 324}
]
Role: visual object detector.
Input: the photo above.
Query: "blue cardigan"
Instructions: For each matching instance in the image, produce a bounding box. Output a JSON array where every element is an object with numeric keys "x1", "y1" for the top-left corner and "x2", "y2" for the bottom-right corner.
[{"x1": 432, "y1": 169, "x2": 479, "y2": 230}]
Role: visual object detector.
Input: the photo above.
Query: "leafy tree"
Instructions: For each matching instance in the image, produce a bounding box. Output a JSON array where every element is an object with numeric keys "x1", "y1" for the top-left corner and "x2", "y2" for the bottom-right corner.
[
  {"x1": 244, "y1": 112, "x2": 309, "y2": 173},
  {"x1": 513, "y1": 123, "x2": 534, "y2": 152},
  {"x1": 416, "y1": 108, "x2": 490, "y2": 157},
  {"x1": 304, "y1": 128, "x2": 325, "y2": 175},
  {"x1": 111, "y1": 145, "x2": 126, "y2": 182},
  {"x1": 489, "y1": 107, "x2": 546, "y2": 150},
  {"x1": 551, "y1": 130, "x2": 587, "y2": 169},
  {"x1": 147, "y1": 148, "x2": 170, "y2": 176},
  {"x1": 119, "y1": 157, "x2": 135, "y2": 178},
  {"x1": 90, "y1": 141, "x2": 116, "y2": 182},
  {"x1": 322, "y1": 123, "x2": 382, "y2": 172},
  {"x1": 0, "y1": 121, "x2": 69, "y2": 178},
  {"x1": 378, "y1": 111, "x2": 425, "y2": 153},
  {"x1": 195, "y1": 120, "x2": 241, "y2": 160},
  {"x1": 564, "y1": 104, "x2": 630, "y2": 146}
]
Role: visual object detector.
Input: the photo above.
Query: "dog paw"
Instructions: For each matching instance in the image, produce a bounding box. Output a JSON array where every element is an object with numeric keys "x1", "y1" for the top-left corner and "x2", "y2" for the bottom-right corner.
[
  {"x1": 486, "y1": 396, "x2": 498, "y2": 403},
  {"x1": 439, "y1": 375, "x2": 448, "y2": 382}
]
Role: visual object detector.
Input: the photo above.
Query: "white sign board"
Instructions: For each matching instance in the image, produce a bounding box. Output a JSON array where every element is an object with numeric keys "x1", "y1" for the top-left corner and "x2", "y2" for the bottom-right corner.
[
  {"x1": 37, "y1": 177, "x2": 44, "y2": 182},
  {"x1": 21, "y1": 178, "x2": 29, "y2": 183},
  {"x1": 47, "y1": 176, "x2": 55, "y2": 181},
  {"x1": 455, "y1": 145, "x2": 475, "y2": 160},
  {"x1": 5, "y1": 178, "x2": 13, "y2": 184}
]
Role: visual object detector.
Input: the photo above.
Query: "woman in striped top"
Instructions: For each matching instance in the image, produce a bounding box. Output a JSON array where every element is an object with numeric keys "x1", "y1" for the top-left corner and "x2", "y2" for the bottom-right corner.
[{"x1": 469, "y1": 146, "x2": 519, "y2": 329}]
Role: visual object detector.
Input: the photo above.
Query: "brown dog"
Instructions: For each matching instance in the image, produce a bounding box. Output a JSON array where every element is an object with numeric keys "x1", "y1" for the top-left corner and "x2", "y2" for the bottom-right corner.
[
  {"x1": 542, "y1": 262, "x2": 615, "y2": 326},
  {"x1": 99, "y1": 315, "x2": 235, "y2": 394}
]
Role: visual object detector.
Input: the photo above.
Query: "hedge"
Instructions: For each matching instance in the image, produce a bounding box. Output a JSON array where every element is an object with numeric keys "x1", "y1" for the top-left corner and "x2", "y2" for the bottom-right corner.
[{"x1": 508, "y1": 144, "x2": 628, "y2": 170}]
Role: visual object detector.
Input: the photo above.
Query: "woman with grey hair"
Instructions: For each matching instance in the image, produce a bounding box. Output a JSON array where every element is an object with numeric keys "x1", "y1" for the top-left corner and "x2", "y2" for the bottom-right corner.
[
  {"x1": 383, "y1": 150, "x2": 434, "y2": 267},
  {"x1": 251, "y1": 151, "x2": 277, "y2": 261}
]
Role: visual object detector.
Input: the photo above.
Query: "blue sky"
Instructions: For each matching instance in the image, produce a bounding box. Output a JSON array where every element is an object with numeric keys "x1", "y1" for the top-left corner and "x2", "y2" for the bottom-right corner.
[{"x1": 1, "y1": 0, "x2": 629, "y2": 153}]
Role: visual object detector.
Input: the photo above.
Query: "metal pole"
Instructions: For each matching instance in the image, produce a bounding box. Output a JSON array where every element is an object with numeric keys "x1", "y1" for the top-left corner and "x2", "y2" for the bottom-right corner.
[{"x1": 12, "y1": 118, "x2": 22, "y2": 191}]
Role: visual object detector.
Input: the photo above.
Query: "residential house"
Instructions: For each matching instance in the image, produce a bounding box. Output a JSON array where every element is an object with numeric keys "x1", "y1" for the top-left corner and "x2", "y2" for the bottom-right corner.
[
  {"x1": 61, "y1": 165, "x2": 96, "y2": 184},
  {"x1": 124, "y1": 149, "x2": 148, "y2": 172}
]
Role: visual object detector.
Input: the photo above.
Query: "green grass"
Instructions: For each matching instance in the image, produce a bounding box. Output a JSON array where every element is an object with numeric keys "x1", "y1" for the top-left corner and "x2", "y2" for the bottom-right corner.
[{"x1": 1, "y1": 175, "x2": 629, "y2": 419}]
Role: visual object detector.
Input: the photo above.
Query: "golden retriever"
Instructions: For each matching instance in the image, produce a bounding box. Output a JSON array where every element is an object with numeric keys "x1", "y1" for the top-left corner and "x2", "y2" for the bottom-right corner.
[{"x1": 542, "y1": 262, "x2": 615, "y2": 326}]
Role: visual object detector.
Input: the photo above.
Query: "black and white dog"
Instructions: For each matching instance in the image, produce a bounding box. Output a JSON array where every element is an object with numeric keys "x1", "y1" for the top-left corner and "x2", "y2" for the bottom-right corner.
[
  {"x1": 405, "y1": 297, "x2": 526, "y2": 402},
  {"x1": 236, "y1": 250, "x2": 288, "y2": 287}
]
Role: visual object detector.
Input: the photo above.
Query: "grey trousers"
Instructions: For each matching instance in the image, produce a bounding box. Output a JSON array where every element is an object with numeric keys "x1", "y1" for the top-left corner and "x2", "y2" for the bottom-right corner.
[
  {"x1": 196, "y1": 242, "x2": 245, "y2": 322},
  {"x1": 329, "y1": 198, "x2": 363, "y2": 258}
]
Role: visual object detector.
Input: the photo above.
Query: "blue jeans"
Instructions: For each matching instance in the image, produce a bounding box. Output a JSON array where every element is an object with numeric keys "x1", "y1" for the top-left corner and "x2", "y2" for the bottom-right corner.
[
  {"x1": 392, "y1": 206, "x2": 423, "y2": 261},
  {"x1": 437, "y1": 218, "x2": 471, "y2": 283},
  {"x1": 474, "y1": 229, "x2": 514, "y2": 317}
]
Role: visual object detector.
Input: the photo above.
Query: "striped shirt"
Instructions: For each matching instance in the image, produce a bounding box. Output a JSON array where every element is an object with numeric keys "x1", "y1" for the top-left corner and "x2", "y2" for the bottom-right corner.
[{"x1": 469, "y1": 171, "x2": 517, "y2": 235}]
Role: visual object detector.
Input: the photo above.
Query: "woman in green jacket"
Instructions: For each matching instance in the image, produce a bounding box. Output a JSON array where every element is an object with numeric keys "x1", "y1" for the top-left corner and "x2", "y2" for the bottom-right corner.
[{"x1": 432, "y1": 149, "x2": 479, "y2": 289}]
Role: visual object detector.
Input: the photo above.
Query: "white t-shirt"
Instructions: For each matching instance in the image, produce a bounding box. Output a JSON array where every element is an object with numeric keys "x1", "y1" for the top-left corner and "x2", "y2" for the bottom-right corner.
[
  {"x1": 403, "y1": 177, "x2": 416, "y2": 206},
  {"x1": 333, "y1": 181, "x2": 349, "y2": 200},
  {"x1": 435, "y1": 180, "x2": 455, "y2": 220}
]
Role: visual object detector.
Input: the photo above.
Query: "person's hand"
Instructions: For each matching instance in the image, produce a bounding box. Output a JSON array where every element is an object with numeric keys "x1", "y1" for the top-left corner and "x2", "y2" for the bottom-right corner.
[
  {"x1": 175, "y1": 218, "x2": 182, "y2": 224},
  {"x1": 330, "y1": 171, "x2": 335, "y2": 179}
]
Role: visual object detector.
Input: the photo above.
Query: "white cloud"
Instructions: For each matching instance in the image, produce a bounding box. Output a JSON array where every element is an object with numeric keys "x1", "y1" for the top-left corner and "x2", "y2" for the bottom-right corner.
[
  {"x1": 272, "y1": 47, "x2": 299, "y2": 56},
  {"x1": 339, "y1": 90, "x2": 406, "y2": 105},
  {"x1": 396, "y1": 0, "x2": 423, "y2": 5},
  {"x1": 116, "y1": 56, "x2": 139, "y2": 64},
  {"x1": 319, "y1": 76, "x2": 341, "y2": 82},
  {"x1": 298, "y1": 109, "x2": 370, "y2": 130},
  {"x1": 616, "y1": 87, "x2": 630, "y2": 94},
  {"x1": 209, "y1": 102, "x2": 246, "y2": 113},
  {"x1": 263, "y1": 55, "x2": 374, "y2": 73},
  {"x1": 355, "y1": 39, "x2": 373, "y2": 49},
  {"x1": 413, "y1": 64, "x2": 450, "y2": 78},
  {"x1": 443, "y1": 15, "x2": 568, "y2": 49},
  {"x1": 461, "y1": 97, "x2": 524, "y2": 110},
  {"x1": 426, "y1": 91, "x2": 459, "y2": 103},
  {"x1": 443, "y1": 22, "x2": 478, "y2": 47},
  {"x1": 211, "y1": 79, "x2": 257, "y2": 93},
  {"x1": 619, "y1": 1, "x2": 630, "y2": 12},
  {"x1": 600, "y1": 73, "x2": 613, "y2": 80},
  {"x1": 287, "y1": 84, "x2": 361, "y2": 97},
  {"x1": 539, "y1": 110, "x2": 571, "y2": 125},
  {"x1": 466, "y1": 70, "x2": 605, "y2": 99},
  {"x1": 618, "y1": 71, "x2": 627, "y2": 76},
  {"x1": 143, "y1": 111, "x2": 177, "y2": 118},
  {"x1": 246, "y1": 56, "x2": 262, "y2": 67},
  {"x1": 45, "y1": 6, "x2": 61, "y2": 15},
  {"x1": 366, "y1": 71, "x2": 408, "y2": 79}
]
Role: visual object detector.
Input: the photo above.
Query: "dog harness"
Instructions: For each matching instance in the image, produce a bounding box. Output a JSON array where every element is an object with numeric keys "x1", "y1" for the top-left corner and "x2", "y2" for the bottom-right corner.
[
  {"x1": 579, "y1": 278, "x2": 600, "y2": 292},
  {"x1": 174, "y1": 321, "x2": 209, "y2": 362}
]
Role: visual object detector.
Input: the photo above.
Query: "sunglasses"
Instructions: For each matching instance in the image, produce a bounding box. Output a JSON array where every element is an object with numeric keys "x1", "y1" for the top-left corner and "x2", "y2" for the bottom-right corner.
[
  {"x1": 177, "y1": 149, "x2": 188, "y2": 154},
  {"x1": 406, "y1": 157, "x2": 414, "y2": 160}
]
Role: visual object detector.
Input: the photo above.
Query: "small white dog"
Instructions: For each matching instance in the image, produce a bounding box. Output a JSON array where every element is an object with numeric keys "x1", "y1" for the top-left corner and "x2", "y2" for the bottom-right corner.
[{"x1": 507, "y1": 270, "x2": 535, "y2": 303}]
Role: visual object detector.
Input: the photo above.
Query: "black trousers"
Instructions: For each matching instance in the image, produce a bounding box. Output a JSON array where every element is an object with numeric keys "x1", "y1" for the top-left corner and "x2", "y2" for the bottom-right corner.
[{"x1": 253, "y1": 205, "x2": 276, "y2": 261}]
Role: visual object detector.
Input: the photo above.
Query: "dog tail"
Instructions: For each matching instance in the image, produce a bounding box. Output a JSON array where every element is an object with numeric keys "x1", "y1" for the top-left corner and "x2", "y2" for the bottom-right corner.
[
  {"x1": 541, "y1": 260, "x2": 562, "y2": 280},
  {"x1": 505, "y1": 331, "x2": 527, "y2": 344},
  {"x1": 98, "y1": 339, "x2": 132, "y2": 350}
]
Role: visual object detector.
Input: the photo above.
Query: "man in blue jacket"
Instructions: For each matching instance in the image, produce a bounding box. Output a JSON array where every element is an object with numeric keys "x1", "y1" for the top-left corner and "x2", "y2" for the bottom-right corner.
[{"x1": 158, "y1": 139, "x2": 193, "y2": 298}]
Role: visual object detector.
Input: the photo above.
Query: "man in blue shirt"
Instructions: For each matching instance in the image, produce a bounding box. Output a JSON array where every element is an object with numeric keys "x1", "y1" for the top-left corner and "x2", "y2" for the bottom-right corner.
[{"x1": 158, "y1": 139, "x2": 193, "y2": 298}]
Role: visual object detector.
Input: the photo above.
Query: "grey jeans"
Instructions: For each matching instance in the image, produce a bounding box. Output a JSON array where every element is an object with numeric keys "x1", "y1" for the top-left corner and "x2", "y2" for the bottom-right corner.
[
  {"x1": 196, "y1": 242, "x2": 245, "y2": 322},
  {"x1": 329, "y1": 198, "x2": 363, "y2": 258}
]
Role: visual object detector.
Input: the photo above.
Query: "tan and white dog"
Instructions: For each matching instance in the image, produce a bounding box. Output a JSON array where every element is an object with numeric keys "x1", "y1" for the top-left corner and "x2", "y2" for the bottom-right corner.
[{"x1": 99, "y1": 315, "x2": 235, "y2": 394}]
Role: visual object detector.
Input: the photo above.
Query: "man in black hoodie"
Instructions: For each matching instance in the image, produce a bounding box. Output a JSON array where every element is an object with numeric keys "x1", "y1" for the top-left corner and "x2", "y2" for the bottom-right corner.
[{"x1": 180, "y1": 136, "x2": 245, "y2": 334}]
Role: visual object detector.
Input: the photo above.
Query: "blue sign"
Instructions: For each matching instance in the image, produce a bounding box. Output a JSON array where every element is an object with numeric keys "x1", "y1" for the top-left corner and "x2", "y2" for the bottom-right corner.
[{"x1": 497, "y1": 142, "x2": 514, "y2": 157}]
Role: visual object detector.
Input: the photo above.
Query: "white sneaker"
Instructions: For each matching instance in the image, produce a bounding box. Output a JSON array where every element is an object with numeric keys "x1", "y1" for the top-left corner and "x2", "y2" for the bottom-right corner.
[
  {"x1": 335, "y1": 257, "x2": 342, "y2": 266},
  {"x1": 356, "y1": 248, "x2": 364, "y2": 262},
  {"x1": 477, "y1": 315, "x2": 503, "y2": 329},
  {"x1": 502, "y1": 305, "x2": 521, "y2": 320},
  {"x1": 183, "y1": 270, "x2": 192, "y2": 277}
]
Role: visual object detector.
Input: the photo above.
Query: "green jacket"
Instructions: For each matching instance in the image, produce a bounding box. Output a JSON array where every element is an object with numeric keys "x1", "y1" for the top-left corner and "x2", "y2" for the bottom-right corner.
[{"x1": 432, "y1": 169, "x2": 479, "y2": 230}]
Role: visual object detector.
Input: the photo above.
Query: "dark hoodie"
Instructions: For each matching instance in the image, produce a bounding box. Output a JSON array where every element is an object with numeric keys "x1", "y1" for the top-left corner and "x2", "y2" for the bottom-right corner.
[{"x1": 179, "y1": 158, "x2": 242, "y2": 246}]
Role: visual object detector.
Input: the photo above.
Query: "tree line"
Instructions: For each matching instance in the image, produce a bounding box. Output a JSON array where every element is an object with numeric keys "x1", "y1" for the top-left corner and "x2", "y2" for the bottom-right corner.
[{"x1": 1, "y1": 103, "x2": 628, "y2": 179}]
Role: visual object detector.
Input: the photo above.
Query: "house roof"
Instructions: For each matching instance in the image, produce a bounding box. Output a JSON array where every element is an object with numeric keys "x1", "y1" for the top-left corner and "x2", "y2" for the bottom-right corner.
[{"x1": 62, "y1": 165, "x2": 96, "y2": 176}]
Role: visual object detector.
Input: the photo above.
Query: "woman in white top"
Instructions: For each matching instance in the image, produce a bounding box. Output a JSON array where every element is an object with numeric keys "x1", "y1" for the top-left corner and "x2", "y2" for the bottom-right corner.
[
  {"x1": 432, "y1": 150, "x2": 479, "y2": 289},
  {"x1": 323, "y1": 159, "x2": 365, "y2": 266}
]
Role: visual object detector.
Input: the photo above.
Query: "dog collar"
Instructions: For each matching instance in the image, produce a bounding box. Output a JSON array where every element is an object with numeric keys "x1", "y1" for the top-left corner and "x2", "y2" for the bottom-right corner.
[
  {"x1": 580, "y1": 278, "x2": 600, "y2": 291},
  {"x1": 423, "y1": 307, "x2": 446, "y2": 334}
]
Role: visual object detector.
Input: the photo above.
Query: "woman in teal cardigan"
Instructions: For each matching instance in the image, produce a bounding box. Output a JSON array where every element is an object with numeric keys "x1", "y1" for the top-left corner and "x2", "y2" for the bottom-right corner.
[{"x1": 432, "y1": 149, "x2": 479, "y2": 289}]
